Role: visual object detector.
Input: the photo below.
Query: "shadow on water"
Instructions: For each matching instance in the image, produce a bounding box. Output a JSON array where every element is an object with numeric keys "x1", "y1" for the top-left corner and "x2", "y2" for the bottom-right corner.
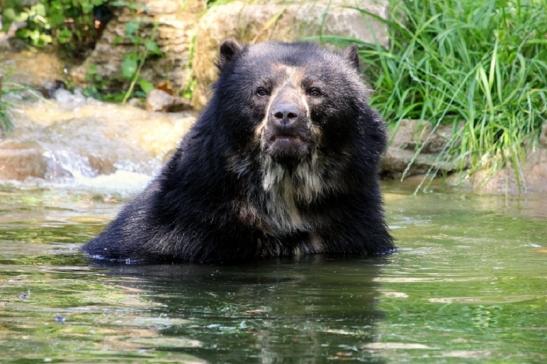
[{"x1": 101, "y1": 256, "x2": 388, "y2": 363}]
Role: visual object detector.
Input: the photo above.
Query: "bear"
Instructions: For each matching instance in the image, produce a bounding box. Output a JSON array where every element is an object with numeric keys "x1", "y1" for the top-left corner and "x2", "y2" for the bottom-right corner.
[{"x1": 83, "y1": 40, "x2": 394, "y2": 264}]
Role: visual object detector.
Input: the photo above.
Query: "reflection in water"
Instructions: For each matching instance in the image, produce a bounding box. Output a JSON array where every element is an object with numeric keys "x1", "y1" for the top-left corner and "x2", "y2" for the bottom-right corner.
[
  {"x1": 103, "y1": 256, "x2": 387, "y2": 363},
  {"x1": 0, "y1": 185, "x2": 545, "y2": 362}
]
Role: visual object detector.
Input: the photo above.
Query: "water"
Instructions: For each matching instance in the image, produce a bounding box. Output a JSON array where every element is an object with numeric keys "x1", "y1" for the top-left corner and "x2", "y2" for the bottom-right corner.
[
  {"x1": 1, "y1": 94, "x2": 194, "y2": 183},
  {"x1": 0, "y1": 182, "x2": 545, "y2": 363}
]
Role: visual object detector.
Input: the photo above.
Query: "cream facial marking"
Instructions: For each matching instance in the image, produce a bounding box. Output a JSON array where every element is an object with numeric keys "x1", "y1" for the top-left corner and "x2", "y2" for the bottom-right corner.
[
  {"x1": 255, "y1": 65, "x2": 309, "y2": 140},
  {"x1": 253, "y1": 65, "x2": 329, "y2": 235}
]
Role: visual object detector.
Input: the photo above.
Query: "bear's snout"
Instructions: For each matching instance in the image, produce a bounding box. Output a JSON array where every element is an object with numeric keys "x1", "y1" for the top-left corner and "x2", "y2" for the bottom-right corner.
[
  {"x1": 268, "y1": 85, "x2": 308, "y2": 131},
  {"x1": 271, "y1": 102, "x2": 300, "y2": 128},
  {"x1": 264, "y1": 95, "x2": 312, "y2": 166},
  {"x1": 261, "y1": 83, "x2": 314, "y2": 166},
  {"x1": 268, "y1": 101, "x2": 308, "y2": 140}
]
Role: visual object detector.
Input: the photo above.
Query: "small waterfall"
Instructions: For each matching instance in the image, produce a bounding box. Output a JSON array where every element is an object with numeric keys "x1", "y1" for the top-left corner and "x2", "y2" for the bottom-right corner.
[
  {"x1": 40, "y1": 145, "x2": 157, "y2": 194},
  {"x1": 0, "y1": 91, "x2": 196, "y2": 195},
  {"x1": 43, "y1": 148, "x2": 97, "y2": 179}
]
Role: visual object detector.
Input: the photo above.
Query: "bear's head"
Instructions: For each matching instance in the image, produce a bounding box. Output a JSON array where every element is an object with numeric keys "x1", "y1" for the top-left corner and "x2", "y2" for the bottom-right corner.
[{"x1": 212, "y1": 40, "x2": 381, "y2": 175}]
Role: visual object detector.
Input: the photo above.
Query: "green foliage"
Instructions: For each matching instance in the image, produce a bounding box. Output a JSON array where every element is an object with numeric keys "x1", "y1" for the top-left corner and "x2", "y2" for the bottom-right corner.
[
  {"x1": 81, "y1": 63, "x2": 123, "y2": 102},
  {"x1": 1, "y1": 0, "x2": 110, "y2": 59},
  {"x1": 326, "y1": 0, "x2": 546, "y2": 180},
  {"x1": 206, "y1": 0, "x2": 234, "y2": 7},
  {"x1": 0, "y1": 93, "x2": 11, "y2": 132},
  {"x1": 83, "y1": 18, "x2": 162, "y2": 102},
  {"x1": 0, "y1": 78, "x2": 30, "y2": 132},
  {"x1": 121, "y1": 52, "x2": 138, "y2": 79},
  {"x1": 0, "y1": 76, "x2": 13, "y2": 132},
  {"x1": 119, "y1": 21, "x2": 163, "y2": 103},
  {"x1": 181, "y1": 34, "x2": 198, "y2": 101},
  {"x1": 1, "y1": 1, "x2": 161, "y2": 103}
]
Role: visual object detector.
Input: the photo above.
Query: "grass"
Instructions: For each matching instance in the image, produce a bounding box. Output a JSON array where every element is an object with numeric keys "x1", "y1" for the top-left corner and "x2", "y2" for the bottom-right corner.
[
  {"x1": 0, "y1": 77, "x2": 40, "y2": 133},
  {"x1": 325, "y1": 0, "x2": 546, "y2": 181},
  {"x1": 2, "y1": 0, "x2": 545, "y2": 185},
  {"x1": 0, "y1": 76, "x2": 14, "y2": 133}
]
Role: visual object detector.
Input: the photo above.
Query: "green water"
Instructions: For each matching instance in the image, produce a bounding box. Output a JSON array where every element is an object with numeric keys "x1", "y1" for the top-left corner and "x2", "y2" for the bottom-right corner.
[{"x1": 0, "y1": 184, "x2": 545, "y2": 363}]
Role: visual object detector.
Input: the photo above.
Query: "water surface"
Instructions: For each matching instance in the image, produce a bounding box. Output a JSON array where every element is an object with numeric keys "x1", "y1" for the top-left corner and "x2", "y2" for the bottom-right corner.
[{"x1": 0, "y1": 183, "x2": 545, "y2": 363}]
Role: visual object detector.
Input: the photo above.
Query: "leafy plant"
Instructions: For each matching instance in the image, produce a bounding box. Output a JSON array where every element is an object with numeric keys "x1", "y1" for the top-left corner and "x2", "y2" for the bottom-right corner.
[
  {"x1": 0, "y1": 77, "x2": 29, "y2": 133},
  {"x1": 0, "y1": 79, "x2": 12, "y2": 132},
  {"x1": 1, "y1": 0, "x2": 112, "y2": 59},
  {"x1": 325, "y1": 0, "x2": 546, "y2": 182},
  {"x1": 1, "y1": 1, "x2": 162, "y2": 104},
  {"x1": 82, "y1": 17, "x2": 162, "y2": 103},
  {"x1": 119, "y1": 20, "x2": 162, "y2": 103}
]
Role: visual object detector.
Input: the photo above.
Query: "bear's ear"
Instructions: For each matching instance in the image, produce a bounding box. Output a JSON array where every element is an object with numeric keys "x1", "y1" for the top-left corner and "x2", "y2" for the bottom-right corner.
[
  {"x1": 342, "y1": 45, "x2": 360, "y2": 71},
  {"x1": 218, "y1": 39, "x2": 242, "y2": 71}
]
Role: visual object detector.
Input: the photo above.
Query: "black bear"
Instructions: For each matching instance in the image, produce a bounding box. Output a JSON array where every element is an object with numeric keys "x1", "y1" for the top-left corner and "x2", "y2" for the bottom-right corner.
[{"x1": 83, "y1": 41, "x2": 394, "y2": 264}]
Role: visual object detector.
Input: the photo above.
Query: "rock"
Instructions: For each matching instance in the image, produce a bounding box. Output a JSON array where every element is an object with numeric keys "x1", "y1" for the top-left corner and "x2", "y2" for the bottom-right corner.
[
  {"x1": 523, "y1": 148, "x2": 547, "y2": 193},
  {"x1": 0, "y1": 50, "x2": 65, "y2": 89},
  {"x1": 468, "y1": 122, "x2": 547, "y2": 194},
  {"x1": 87, "y1": 155, "x2": 116, "y2": 175},
  {"x1": 127, "y1": 97, "x2": 145, "y2": 108},
  {"x1": 540, "y1": 122, "x2": 547, "y2": 147},
  {"x1": 71, "y1": 0, "x2": 205, "y2": 93},
  {"x1": 191, "y1": 0, "x2": 389, "y2": 108},
  {"x1": 0, "y1": 141, "x2": 48, "y2": 180},
  {"x1": 381, "y1": 146, "x2": 458, "y2": 178},
  {"x1": 71, "y1": 0, "x2": 390, "y2": 109},
  {"x1": 39, "y1": 80, "x2": 67, "y2": 99},
  {"x1": 390, "y1": 119, "x2": 454, "y2": 153},
  {"x1": 389, "y1": 119, "x2": 418, "y2": 150},
  {"x1": 53, "y1": 88, "x2": 87, "y2": 109},
  {"x1": 0, "y1": 96, "x2": 197, "y2": 182},
  {"x1": 146, "y1": 89, "x2": 192, "y2": 112},
  {"x1": 381, "y1": 147, "x2": 415, "y2": 175},
  {"x1": 381, "y1": 119, "x2": 460, "y2": 178},
  {"x1": 0, "y1": 20, "x2": 26, "y2": 50},
  {"x1": 395, "y1": 174, "x2": 444, "y2": 190},
  {"x1": 470, "y1": 147, "x2": 547, "y2": 194}
]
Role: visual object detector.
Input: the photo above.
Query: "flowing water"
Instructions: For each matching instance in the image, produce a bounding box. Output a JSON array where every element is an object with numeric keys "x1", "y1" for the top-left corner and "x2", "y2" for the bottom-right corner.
[{"x1": 0, "y1": 180, "x2": 545, "y2": 363}]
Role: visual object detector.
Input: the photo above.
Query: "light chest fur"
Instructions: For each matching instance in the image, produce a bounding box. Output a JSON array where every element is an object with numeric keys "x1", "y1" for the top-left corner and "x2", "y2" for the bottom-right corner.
[{"x1": 258, "y1": 155, "x2": 323, "y2": 235}]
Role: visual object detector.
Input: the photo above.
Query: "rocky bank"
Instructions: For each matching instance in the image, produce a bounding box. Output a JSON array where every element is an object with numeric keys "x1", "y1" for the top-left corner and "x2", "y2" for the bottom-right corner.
[
  {"x1": 70, "y1": 0, "x2": 389, "y2": 108},
  {"x1": 1, "y1": 89, "x2": 545, "y2": 195},
  {"x1": 0, "y1": 0, "x2": 545, "y2": 195},
  {"x1": 0, "y1": 89, "x2": 194, "y2": 184}
]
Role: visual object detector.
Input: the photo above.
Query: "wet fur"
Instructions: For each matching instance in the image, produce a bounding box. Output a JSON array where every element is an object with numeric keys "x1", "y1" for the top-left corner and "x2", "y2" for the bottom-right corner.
[{"x1": 83, "y1": 42, "x2": 394, "y2": 264}]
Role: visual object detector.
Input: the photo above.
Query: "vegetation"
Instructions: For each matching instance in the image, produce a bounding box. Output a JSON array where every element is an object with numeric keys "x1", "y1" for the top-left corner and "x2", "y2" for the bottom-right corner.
[
  {"x1": 83, "y1": 19, "x2": 163, "y2": 103},
  {"x1": 0, "y1": 77, "x2": 13, "y2": 132},
  {"x1": 330, "y1": 0, "x2": 546, "y2": 178},
  {"x1": 0, "y1": 78, "x2": 41, "y2": 133},
  {"x1": 1, "y1": 0, "x2": 162, "y2": 102},
  {"x1": 2, "y1": 0, "x2": 545, "y2": 180},
  {"x1": 1, "y1": 0, "x2": 112, "y2": 59}
]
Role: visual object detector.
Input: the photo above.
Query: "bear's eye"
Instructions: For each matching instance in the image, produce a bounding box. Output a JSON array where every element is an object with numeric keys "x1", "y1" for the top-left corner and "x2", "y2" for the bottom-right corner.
[
  {"x1": 306, "y1": 87, "x2": 322, "y2": 97},
  {"x1": 255, "y1": 87, "x2": 270, "y2": 97}
]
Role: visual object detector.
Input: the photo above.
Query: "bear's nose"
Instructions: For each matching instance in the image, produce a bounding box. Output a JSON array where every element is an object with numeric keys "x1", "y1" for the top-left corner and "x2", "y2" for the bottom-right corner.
[{"x1": 271, "y1": 104, "x2": 299, "y2": 128}]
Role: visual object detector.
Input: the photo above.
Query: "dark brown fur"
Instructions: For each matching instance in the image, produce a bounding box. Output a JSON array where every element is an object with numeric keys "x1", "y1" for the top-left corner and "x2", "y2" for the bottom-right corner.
[{"x1": 83, "y1": 41, "x2": 394, "y2": 264}]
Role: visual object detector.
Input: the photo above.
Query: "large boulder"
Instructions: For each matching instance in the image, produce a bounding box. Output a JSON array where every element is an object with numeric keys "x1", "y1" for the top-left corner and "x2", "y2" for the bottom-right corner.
[
  {"x1": 69, "y1": 0, "x2": 389, "y2": 108},
  {"x1": 191, "y1": 0, "x2": 389, "y2": 108},
  {"x1": 381, "y1": 119, "x2": 461, "y2": 179},
  {"x1": 469, "y1": 122, "x2": 547, "y2": 194},
  {"x1": 0, "y1": 141, "x2": 48, "y2": 180},
  {"x1": 0, "y1": 92, "x2": 196, "y2": 182},
  {"x1": 540, "y1": 120, "x2": 547, "y2": 147},
  {"x1": 0, "y1": 50, "x2": 65, "y2": 90},
  {"x1": 145, "y1": 89, "x2": 192, "y2": 112},
  {"x1": 71, "y1": 0, "x2": 206, "y2": 91}
]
